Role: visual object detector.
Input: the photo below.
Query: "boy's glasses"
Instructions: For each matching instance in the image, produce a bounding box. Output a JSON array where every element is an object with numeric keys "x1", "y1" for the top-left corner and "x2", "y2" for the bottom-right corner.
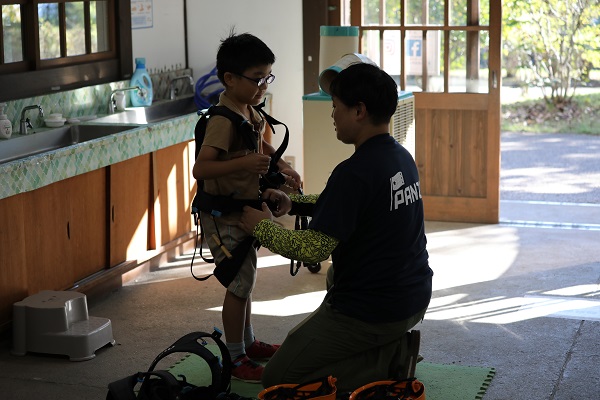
[{"x1": 236, "y1": 73, "x2": 275, "y2": 86}]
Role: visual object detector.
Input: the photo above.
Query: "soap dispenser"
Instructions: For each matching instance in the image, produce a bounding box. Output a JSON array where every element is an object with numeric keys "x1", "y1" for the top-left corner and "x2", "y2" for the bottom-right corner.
[{"x1": 0, "y1": 103, "x2": 12, "y2": 139}]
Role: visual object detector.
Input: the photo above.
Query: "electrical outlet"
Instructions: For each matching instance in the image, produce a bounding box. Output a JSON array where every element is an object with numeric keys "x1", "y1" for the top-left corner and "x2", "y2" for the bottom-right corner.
[{"x1": 284, "y1": 156, "x2": 296, "y2": 170}]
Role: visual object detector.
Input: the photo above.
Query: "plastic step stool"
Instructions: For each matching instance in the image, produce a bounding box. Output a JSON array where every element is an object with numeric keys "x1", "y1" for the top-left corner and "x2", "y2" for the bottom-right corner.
[{"x1": 12, "y1": 290, "x2": 115, "y2": 361}]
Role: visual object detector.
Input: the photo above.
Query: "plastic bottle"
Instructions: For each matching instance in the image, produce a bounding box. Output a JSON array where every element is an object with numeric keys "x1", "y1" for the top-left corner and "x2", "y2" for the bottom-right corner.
[
  {"x1": 129, "y1": 57, "x2": 153, "y2": 107},
  {"x1": 0, "y1": 103, "x2": 12, "y2": 139}
]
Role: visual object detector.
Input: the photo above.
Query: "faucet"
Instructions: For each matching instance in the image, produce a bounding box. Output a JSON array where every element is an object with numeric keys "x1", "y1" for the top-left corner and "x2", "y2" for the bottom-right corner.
[
  {"x1": 108, "y1": 86, "x2": 143, "y2": 114},
  {"x1": 169, "y1": 75, "x2": 194, "y2": 100},
  {"x1": 20, "y1": 104, "x2": 44, "y2": 135}
]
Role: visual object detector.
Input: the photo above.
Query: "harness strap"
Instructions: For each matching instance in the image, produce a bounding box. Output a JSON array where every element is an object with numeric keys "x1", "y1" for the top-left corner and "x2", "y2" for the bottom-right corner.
[
  {"x1": 194, "y1": 189, "x2": 264, "y2": 216},
  {"x1": 190, "y1": 101, "x2": 289, "y2": 286},
  {"x1": 253, "y1": 100, "x2": 290, "y2": 171}
]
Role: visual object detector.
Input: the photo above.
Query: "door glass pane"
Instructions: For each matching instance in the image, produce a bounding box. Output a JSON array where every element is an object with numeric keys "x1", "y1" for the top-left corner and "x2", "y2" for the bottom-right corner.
[
  {"x1": 383, "y1": 30, "x2": 401, "y2": 83},
  {"x1": 66, "y1": 2, "x2": 85, "y2": 56},
  {"x1": 477, "y1": 31, "x2": 490, "y2": 93},
  {"x1": 406, "y1": 0, "x2": 444, "y2": 26},
  {"x1": 480, "y1": 0, "x2": 490, "y2": 26},
  {"x1": 361, "y1": 29, "x2": 381, "y2": 67},
  {"x1": 362, "y1": 0, "x2": 381, "y2": 25},
  {"x1": 384, "y1": 1, "x2": 401, "y2": 25},
  {"x1": 450, "y1": 0, "x2": 488, "y2": 27},
  {"x1": 406, "y1": 30, "x2": 444, "y2": 93},
  {"x1": 91, "y1": 1, "x2": 110, "y2": 53},
  {"x1": 2, "y1": 4, "x2": 23, "y2": 63},
  {"x1": 449, "y1": 30, "x2": 487, "y2": 93},
  {"x1": 449, "y1": 30, "x2": 466, "y2": 92},
  {"x1": 38, "y1": 3, "x2": 60, "y2": 60},
  {"x1": 450, "y1": 0, "x2": 468, "y2": 26}
]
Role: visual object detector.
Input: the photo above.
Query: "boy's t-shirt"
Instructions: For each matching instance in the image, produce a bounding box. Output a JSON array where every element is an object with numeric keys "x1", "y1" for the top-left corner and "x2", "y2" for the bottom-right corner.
[
  {"x1": 309, "y1": 133, "x2": 433, "y2": 323},
  {"x1": 201, "y1": 93, "x2": 266, "y2": 224}
]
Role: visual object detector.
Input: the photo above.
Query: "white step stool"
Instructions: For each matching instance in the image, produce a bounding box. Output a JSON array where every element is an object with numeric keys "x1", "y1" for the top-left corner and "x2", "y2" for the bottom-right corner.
[{"x1": 12, "y1": 290, "x2": 115, "y2": 361}]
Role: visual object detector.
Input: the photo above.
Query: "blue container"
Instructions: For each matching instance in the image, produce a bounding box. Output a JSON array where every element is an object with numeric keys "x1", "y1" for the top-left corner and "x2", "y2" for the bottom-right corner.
[{"x1": 130, "y1": 58, "x2": 153, "y2": 107}]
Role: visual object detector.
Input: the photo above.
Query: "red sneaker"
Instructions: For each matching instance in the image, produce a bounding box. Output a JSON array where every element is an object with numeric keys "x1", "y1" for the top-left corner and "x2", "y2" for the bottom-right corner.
[
  {"x1": 245, "y1": 339, "x2": 280, "y2": 360},
  {"x1": 232, "y1": 355, "x2": 264, "y2": 383}
]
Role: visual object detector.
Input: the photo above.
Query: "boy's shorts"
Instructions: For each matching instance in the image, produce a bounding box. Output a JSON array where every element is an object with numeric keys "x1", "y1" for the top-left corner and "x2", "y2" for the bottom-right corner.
[{"x1": 201, "y1": 213, "x2": 257, "y2": 298}]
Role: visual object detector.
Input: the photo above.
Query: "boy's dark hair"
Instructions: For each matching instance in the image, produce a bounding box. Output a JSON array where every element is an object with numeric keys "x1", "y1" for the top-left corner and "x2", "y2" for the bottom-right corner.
[
  {"x1": 216, "y1": 32, "x2": 276, "y2": 85},
  {"x1": 329, "y1": 63, "x2": 398, "y2": 125}
]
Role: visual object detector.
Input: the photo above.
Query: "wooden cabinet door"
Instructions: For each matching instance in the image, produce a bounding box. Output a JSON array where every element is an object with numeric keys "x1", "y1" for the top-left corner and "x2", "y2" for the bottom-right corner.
[
  {"x1": 0, "y1": 194, "x2": 28, "y2": 326},
  {"x1": 21, "y1": 171, "x2": 108, "y2": 292},
  {"x1": 23, "y1": 180, "x2": 74, "y2": 293},
  {"x1": 152, "y1": 142, "x2": 194, "y2": 247},
  {"x1": 109, "y1": 154, "x2": 151, "y2": 266},
  {"x1": 67, "y1": 169, "x2": 108, "y2": 282}
]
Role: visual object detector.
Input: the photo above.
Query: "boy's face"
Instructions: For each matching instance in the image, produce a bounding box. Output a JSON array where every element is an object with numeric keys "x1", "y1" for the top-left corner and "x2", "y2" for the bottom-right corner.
[{"x1": 226, "y1": 64, "x2": 273, "y2": 107}]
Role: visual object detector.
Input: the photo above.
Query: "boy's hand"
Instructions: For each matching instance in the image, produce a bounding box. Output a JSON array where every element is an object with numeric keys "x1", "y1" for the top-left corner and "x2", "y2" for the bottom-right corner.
[
  {"x1": 280, "y1": 167, "x2": 302, "y2": 191},
  {"x1": 239, "y1": 203, "x2": 273, "y2": 235},
  {"x1": 244, "y1": 153, "x2": 271, "y2": 174}
]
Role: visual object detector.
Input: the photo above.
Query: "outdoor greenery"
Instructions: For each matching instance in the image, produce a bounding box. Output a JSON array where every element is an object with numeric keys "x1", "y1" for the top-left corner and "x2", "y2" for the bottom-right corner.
[
  {"x1": 502, "y1": 92, "x2": 600, "y2": 135},
  {"x1": 503, "y1": 0, "x2": 600, "y2": 105}
]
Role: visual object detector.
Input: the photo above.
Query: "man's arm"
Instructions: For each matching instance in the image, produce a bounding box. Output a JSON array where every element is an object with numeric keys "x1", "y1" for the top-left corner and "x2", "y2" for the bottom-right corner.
[
  {"x1": 288, "y1": 193, "x2": 319, "y2": 216},
  {"x1": 253, "y1": 220, "x2": 338, "y2": 264},
  {"x1": 239, "y1": 200, "x2": 338, "y2": 263}
]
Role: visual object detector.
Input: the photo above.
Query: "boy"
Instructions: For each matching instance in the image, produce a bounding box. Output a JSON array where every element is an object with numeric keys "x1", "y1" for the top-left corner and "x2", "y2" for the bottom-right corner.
[
  {"x1": 239, "y1": 62, "x2": 433, "y2": 392},
  {"x1": 193, "y1": 32, "x2": 301, "y2": 382}
]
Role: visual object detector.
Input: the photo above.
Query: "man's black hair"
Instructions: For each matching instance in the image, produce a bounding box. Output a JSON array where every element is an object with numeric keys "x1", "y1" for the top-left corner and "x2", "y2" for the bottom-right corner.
[
  {"x1": 216, "y1": 32, "x2": 276, "y2": 85},
  {"x1": 329, "y1": 63, "x2": 398, "y2": 125}
]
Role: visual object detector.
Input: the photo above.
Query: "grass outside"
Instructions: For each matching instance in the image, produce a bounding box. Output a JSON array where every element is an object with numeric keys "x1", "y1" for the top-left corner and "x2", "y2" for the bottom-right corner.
[{"x1": 501, "y1": 88, "x2": 600, "y2": 136}]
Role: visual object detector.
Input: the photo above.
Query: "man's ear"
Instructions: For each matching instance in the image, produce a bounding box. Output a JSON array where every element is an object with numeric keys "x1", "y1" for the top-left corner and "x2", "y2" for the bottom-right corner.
[{"x1": 355, "y1": 102, "x2": 368, "y2": 120}]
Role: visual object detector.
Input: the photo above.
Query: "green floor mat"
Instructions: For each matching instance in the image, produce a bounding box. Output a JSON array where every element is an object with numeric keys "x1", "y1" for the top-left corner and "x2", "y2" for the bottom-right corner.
[{"x1": 168, "y1": 347, "x2": 495, "y2": 400}]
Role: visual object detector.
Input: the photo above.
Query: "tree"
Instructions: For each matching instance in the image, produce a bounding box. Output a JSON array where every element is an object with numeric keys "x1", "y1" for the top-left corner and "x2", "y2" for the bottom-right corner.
[{"x1": 504, "y1": 0, "x2": 600, "y2": 105}]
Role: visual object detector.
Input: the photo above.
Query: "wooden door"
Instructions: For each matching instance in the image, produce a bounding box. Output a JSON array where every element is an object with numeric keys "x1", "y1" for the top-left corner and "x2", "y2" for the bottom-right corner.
[
  {"x1": 109, "y1": 155, "x2": 151, "y2": 266},
  {"x1": 351, "y1": 1, "x2": 501, "y2": 223}
]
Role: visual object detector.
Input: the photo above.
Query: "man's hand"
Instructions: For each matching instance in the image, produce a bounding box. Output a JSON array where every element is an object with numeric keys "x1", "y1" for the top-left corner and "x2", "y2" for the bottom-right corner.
[
  {"x1": 239, "y1": 203, "x2": 274, "y2": 235},
  {"x1": 262, "y1": 188, "x2": 292, "y2": 217}
]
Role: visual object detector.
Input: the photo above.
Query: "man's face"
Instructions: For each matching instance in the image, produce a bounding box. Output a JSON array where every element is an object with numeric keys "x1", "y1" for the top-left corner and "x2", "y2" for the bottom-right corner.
[{"x1": 331, "y1": 96, "x2": 356, "y2": 144}]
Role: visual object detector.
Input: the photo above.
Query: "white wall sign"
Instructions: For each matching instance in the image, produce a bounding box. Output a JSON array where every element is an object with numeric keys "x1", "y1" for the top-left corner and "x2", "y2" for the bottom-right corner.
[{"x1": 132, "y1": 0, "x2": 153, "y2": 29}]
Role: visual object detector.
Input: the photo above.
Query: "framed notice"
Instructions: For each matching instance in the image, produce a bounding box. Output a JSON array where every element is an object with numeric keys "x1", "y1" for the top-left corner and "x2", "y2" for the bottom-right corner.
[{"x1": 131, "y1": 0, "x2": 153, "y2": 29}]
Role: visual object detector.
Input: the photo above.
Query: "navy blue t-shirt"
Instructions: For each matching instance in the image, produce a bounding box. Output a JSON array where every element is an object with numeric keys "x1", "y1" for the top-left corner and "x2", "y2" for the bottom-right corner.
[{"x1": 309, "y1": 134, "x2": 433, "y2": 322}]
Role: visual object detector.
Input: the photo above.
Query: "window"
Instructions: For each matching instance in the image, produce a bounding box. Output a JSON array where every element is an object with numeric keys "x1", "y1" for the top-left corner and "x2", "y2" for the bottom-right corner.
[{"x1": 0, "y1": 0, "x2": 132, "y2": 101}]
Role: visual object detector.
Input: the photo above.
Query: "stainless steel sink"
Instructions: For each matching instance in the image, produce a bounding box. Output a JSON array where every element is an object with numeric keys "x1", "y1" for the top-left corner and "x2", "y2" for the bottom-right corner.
[
  {"x1": 91, "y1": 95, "x2": 198, "y2": 125},
  {"x1": 0, "y1": 124, "x2": 134, "y2": 165}
]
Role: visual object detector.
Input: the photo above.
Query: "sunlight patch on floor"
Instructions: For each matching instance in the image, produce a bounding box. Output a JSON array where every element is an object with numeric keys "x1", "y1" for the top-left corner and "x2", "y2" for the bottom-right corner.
[
  {"x1": 207, "y1": 290, "x2": 327, "y2": 316},
  {"x1": 427, "y1": 286, "x2": 600, "y2": 324},
  {"x1": 427, "y1": 225, "x2": 519, "y2": 291}
]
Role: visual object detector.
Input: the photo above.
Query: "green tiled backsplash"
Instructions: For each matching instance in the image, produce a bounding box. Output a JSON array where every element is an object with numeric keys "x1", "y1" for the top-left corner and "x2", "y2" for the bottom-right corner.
[{"x1": 2, "y1": 68, "x2": 193, "y2": 130}]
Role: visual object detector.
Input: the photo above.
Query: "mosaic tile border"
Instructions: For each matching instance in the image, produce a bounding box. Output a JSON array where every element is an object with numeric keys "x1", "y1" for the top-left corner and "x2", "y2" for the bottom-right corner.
[
  {"x1": 1, "y1": 69, "x2": 193, "y2": 133},
  {"x1": 0, "y1": 113, "x2": 197, "y2": 200}
]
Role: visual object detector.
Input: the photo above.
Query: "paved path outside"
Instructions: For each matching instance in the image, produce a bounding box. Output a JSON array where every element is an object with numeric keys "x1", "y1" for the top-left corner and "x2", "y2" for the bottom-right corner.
[{"x1": 501, "y1": 131, "x2": 600, "y2": 205}]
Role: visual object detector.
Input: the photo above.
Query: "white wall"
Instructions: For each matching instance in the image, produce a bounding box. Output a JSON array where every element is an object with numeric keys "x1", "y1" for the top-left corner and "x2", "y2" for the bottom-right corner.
[
  {"x1": 132, "y1": 0, "x2": 305, "y2": 177},
  {"x1": 131, "y1": 1, "x2": 187, "y2": 71}
]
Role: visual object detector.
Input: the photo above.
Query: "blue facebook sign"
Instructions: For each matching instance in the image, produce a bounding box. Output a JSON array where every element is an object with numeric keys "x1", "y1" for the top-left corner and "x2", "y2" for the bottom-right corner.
[{"x1": 408, "y1": 39, "x2": 422, "y2": 57}]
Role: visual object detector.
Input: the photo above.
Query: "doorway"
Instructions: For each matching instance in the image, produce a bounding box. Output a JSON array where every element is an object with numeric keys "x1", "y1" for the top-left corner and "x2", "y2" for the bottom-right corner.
[{"x1": 303, "y1": 1, "x2": 503, "y2": 223}]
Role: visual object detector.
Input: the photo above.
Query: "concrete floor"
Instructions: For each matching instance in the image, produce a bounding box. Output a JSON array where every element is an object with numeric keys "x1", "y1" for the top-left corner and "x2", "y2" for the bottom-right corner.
[{"x1": 1, "y1": 134, "x2": 600, "y2": 399}]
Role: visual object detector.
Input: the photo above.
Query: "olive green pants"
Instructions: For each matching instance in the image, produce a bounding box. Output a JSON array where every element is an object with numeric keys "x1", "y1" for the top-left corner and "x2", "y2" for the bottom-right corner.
[{"x1": 262, "y1": 268, "x2": 428, "y2": 392}]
